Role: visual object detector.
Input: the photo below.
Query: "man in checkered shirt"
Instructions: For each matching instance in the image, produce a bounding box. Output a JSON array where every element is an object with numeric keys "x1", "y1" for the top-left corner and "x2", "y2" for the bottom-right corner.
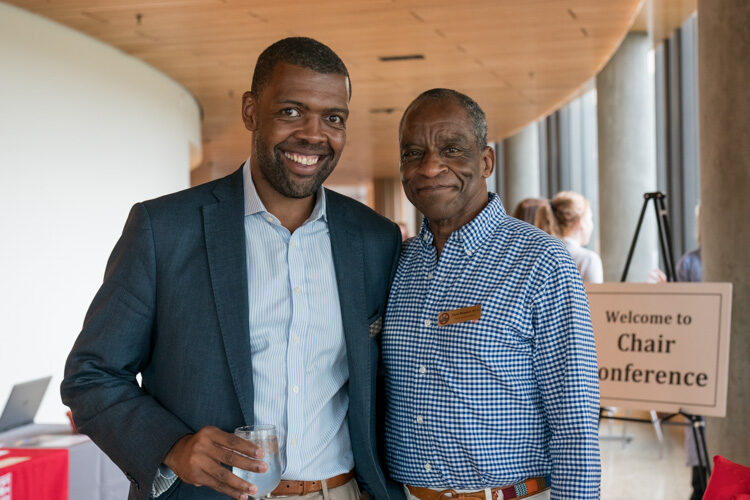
[{"x1": 382, "y1": 89, "x2": 601, "y2": 500}]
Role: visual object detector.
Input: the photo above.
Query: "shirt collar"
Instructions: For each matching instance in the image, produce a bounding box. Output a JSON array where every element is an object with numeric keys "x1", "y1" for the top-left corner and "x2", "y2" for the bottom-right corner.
[
  {"x1": 242, "y1": 158, "x2": 327, "y2": 222},
  {"x1": 417, "y1": 193, "x2": 506, "y2": 254}
]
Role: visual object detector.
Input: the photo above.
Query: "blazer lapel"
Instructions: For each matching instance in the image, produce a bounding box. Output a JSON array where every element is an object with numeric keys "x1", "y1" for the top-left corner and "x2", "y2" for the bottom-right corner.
[
  {"x1": 202, "y1": 168, "x2": 254, "y2": 425},
  {"x1": 326, "y1": 193, "x2": 370, "y2": 404}
]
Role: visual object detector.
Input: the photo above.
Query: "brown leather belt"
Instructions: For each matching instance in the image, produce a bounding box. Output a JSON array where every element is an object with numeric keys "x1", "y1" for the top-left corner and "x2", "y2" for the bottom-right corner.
[
  {"x1": 407, "y1": 476, "x2": 549, "y2": 500},
  {"x1": 270, "y1": 471, "x2": 355, "y2": 497},
  {"x1": 408, "y1": 486, "x2": 486, "y2": 500}
]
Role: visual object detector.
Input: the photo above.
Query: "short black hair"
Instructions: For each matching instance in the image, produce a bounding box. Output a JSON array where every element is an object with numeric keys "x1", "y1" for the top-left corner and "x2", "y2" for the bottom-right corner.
[
  {"x1": 400, "y1": 88, "x2": 488, "y2": 149},
  {"x1": 251, "y1": 37, "x2": 351, "y2": 99}
]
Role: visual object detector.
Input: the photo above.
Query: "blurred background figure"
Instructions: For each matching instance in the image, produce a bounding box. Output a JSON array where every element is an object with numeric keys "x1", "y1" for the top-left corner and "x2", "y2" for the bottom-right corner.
[
  {"x1": 646, "y1": 205, "x2": 701, "y2": 283},
  {"x1": 512, "y1": 197, "x2": 562, "y2": 237},
  {"x1": 512, "y1": 197, "x2": 545, "y2": 225},
  {"x1": 396, "y1": 221, "x2": 409, "y2": 241},
  {"x1": 677, "y1": 204, "x2": 702, "y2": 283},
  {"x1": 538, "y1": 191, "x2": 604, "y2": 283}
]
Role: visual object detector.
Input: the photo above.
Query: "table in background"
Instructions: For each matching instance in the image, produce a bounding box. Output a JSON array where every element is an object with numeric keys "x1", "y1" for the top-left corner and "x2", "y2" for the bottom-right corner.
[
  {"x1": 0, "y1": 447, "x2": 68, "y2": 500},
  {"x1": 0, "y1": 423, "x2": 129, "y2": 500}
]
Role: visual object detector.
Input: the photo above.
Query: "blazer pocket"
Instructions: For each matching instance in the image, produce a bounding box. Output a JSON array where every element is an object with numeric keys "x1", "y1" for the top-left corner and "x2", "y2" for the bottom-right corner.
[{"x1": 368, "y1": 316, "x2": 383, "y2": 338}]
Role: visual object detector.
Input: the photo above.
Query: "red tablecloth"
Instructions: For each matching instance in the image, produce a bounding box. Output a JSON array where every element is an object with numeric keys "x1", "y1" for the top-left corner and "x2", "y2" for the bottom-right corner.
[{"x1": 0, "y1": 448, "x2": 68, "y2": 500}]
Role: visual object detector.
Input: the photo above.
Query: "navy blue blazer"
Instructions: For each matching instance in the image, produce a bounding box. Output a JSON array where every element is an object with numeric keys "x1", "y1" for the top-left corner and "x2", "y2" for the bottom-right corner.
[{"x1": 61, "y1": 168, "x2": 404, "y2": 500}]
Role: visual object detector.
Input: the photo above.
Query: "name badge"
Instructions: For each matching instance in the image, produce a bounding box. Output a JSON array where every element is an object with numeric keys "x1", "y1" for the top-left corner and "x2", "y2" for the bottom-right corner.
[{"x1": 437, "y1": 304, "x2": 481, "y2": 326}]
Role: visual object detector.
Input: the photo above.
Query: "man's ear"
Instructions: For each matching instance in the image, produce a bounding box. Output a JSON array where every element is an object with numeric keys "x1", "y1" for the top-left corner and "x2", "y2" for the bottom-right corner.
[
  {"x1": 480, "y1": 145, "x2": 495, "y2": 179},
  {"x1": 242, "y1": 91, "x2": 258, "y2": 131}
]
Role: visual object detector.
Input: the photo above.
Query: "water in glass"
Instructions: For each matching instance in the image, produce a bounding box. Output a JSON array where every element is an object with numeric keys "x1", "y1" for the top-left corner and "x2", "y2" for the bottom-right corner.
[{"x1": 232, "y1": 425, "x2": 282, "y2": 499}]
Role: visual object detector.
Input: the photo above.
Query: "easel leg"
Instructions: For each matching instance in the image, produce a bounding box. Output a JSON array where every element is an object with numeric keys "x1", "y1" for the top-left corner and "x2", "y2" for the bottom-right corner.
[
  {"x1": 696, "y1": 416, "x2": 712, "y2": 475},
  {"x1": 684, "y1": 413, "x2": 711, "y2": 491}
]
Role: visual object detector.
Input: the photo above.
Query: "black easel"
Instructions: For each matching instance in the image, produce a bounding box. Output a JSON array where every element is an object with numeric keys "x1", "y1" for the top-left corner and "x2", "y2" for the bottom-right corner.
[
  {"x1": 599, "y1": 191, "x2": 711, "y2": 490},
  {"x1": 621, "y1": 191, "x2": 677, "y2": 282}
]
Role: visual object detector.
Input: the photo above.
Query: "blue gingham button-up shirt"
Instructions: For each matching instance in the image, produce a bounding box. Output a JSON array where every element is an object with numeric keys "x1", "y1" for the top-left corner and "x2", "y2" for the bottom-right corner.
[{"x1": 383, "y1": 193, "x2": 600, "y2": 499}]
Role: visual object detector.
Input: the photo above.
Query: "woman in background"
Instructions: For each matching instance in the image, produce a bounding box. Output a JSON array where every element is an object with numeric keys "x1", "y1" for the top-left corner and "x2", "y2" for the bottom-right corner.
[
  {"x1": 512, "y1": 197, "x2": 562, "y2": 237},
  {"x1": 536, "y1": 191, "x2": 603, "y2": 283},
  {"x1": 512, "y1": 198, "x2": 546, "y2": 228}
]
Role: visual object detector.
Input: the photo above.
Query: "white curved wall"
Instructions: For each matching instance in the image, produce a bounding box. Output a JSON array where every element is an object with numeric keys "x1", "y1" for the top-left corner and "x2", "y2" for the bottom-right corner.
[{"x1": 0, "y1": 3, "x2": 202, "y2": 423}]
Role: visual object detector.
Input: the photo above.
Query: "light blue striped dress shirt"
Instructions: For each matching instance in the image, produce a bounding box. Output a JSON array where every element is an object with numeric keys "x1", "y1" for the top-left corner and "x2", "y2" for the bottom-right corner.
[
  {"x1": 242, "y1": 160, "x2": 353, "y2": 480},
  {"x1": 151, "y1": 161, "x2": 353, "y2": 497}
]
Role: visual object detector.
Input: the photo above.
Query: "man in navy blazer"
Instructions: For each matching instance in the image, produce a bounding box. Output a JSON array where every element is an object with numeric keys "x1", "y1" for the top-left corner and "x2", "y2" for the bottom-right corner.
[{"x1": 61, "y1": 37, "x2": 403, "y2": 500}]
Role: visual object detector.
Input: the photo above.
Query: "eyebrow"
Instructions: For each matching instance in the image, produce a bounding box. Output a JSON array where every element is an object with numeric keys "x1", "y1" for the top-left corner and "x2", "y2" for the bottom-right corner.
[
  {"x1": 437, "y1": 134, "x2": 471, "y2": 144},
  {"x1": 328, "y1": 107, "x2": 350, "y2": 117},
  {"x1": 400, "y1": 134, "x2": 471, "y2": 149},
  {"x1": 279, "y1": 100, "x2": 349, "y2": 117}
]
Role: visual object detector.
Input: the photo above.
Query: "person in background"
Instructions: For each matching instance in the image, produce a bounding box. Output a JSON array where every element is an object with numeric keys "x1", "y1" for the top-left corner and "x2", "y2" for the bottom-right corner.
[
  {"x1": 677, "y1": 247, "x2": 702, "y2": 282},
  {"x1": 536, "y1": 191, "x2": 603, "y2": 283},
  {"x1": 677, "y1": 205, "x2": 702, "y2": 283},
  {"x1": 512, "y1": 197, "x2": 545, "y2": 223},
  {"x1": 647, "y1": 205, "x2": 702, "y2": 284},
  {"x1": 512, "y1": 197, "x2": 562, "y2": 237},
  {"x1": 396, "y1": 221, "x2": 410, "y2": 241}
]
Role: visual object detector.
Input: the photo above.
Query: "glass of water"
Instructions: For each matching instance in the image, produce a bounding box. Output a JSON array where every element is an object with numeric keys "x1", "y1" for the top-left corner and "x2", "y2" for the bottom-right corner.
[{"x1": 232, "y1": 425, "x2": 281, "y2": 499}]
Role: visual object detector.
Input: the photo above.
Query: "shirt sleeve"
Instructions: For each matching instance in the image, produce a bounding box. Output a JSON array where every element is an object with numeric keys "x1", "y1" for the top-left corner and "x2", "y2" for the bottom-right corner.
[
  {"x1": 151, "y1": 465, "x2": 178, "y2": 498},
  {"x1": 585, "y1": 251, "x2": 604, "y2": 284},
  {"x1": 531, "y1": 254, "x2": 601, "y2": 499}
]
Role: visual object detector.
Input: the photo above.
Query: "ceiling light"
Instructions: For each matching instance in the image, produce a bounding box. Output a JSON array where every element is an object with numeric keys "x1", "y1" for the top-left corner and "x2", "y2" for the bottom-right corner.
[{"x1": 378, "y1": 54, "x2": 425, "y2": 62}]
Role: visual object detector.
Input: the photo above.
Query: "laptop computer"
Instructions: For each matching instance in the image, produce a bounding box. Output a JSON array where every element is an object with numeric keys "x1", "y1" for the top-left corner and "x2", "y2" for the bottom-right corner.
[{"x1": 0, "y1": 376, "x2": 52, "y2": 432}]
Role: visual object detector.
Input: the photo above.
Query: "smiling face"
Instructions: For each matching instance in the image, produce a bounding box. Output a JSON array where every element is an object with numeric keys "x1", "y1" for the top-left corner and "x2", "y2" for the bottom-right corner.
[
  {"x1": 399, "y1": 97, "x2": 494, "y2": 229},
  {"x1": 242, "y1": 62, "x2": 349, "y2": 199}
]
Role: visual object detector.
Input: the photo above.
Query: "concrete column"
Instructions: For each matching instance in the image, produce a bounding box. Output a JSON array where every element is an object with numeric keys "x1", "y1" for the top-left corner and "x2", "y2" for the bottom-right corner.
[
  {"x1": 699, "y1": 0, "x2": 750, "y2": 465},
  {"x1": 503, "y1": 122, "x2": 540, "y2": 214},
  {"x1": 373, "y1": 178, "x2": 400, "y2": 221},
  {"x1": 373, "y1": 178, "x2": 420, "y2": 238},
  {"x1": 597, "y1": 32, "x2": 658, "y2": 282}
]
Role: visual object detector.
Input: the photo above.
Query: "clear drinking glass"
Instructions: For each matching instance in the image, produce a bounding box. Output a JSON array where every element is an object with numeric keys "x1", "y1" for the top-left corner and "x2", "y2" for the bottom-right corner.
[{"x1": 232, "y1": 425, "x2": 282, "y2": 499}]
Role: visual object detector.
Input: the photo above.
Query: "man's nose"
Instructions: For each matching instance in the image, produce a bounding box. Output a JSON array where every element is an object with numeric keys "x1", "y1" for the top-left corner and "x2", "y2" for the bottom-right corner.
[
  {"x1": 295, "y1": 115, "x2": 325, "y2": 144},
  {"x1": 418, "y1": 151, "x2": 447, "y2": 178}
]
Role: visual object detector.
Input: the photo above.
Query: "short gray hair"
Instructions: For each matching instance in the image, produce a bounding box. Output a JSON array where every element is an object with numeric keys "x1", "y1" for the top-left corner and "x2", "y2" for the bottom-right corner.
[{"x1": 400, "y1": 88, "x2": 488, "y2": 149}]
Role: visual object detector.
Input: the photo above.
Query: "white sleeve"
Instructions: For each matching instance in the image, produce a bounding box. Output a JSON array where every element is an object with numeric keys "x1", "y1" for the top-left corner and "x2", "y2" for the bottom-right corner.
[{"x1": 580, "y1": 250, "x2": 604, "y2": 284}]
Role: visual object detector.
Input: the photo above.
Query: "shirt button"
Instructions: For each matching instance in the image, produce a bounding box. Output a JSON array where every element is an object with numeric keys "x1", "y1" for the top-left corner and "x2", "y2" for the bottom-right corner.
[
  {"x1": 290, "y1": 438, "x2": 298, "y2": 446},
  {"x1": 416, "y1": 415, "x2": 424, "y2": 424},
  {"x1": 423, "y1": 234, "x2": 429, "y2": 242},
  {"x1": 466, "y1": 248, "x2": 473, "y2": 256},
  {"x1": 292, "y1": 385, "x2": 299, "y2": 394},
  {"x1": 294, "y1": 286, "x2": 302, "y2": 294},
  {"x1": 265, "y1": 215, "x2": 274, "y2": 223},
  {"x1": 424, "y1": 319, "x2": 431, "y2": 327},
  {"x1": 418, "y1": 365, "x2": 426, "y2": 374},
  {"x1": 424, "y1": 463, "x2": 432, "y2": 472},
  {"x1": 427, "y1": 272, "x2": 433, "y2": 280},
  {"x1": 293, "y1": 335, "x2": 300, "y2": 344},
  {"x1": 290, "y1": 241, "x2": 297, "y2": 248}
]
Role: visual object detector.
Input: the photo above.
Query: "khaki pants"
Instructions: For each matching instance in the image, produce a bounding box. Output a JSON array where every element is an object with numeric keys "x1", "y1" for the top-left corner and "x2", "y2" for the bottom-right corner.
[
  {"x1": 269, "y1": 479, "x2": 361, "y2": 500},
  {"x1": 404, "y1": 485, "x2": 551, "y2": 500}
]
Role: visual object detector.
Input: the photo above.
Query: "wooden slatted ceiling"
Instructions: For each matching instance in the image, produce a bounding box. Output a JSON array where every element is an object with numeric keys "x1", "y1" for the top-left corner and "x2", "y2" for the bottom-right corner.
[{"x1": 8, "y1": 0, "x2": 641, "y2": 184}]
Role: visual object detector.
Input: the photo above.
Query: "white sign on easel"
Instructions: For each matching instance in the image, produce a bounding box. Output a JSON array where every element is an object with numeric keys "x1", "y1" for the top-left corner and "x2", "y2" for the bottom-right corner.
[{"x1": 585, "y1": 282, "x2": 732, "y2": 417}]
